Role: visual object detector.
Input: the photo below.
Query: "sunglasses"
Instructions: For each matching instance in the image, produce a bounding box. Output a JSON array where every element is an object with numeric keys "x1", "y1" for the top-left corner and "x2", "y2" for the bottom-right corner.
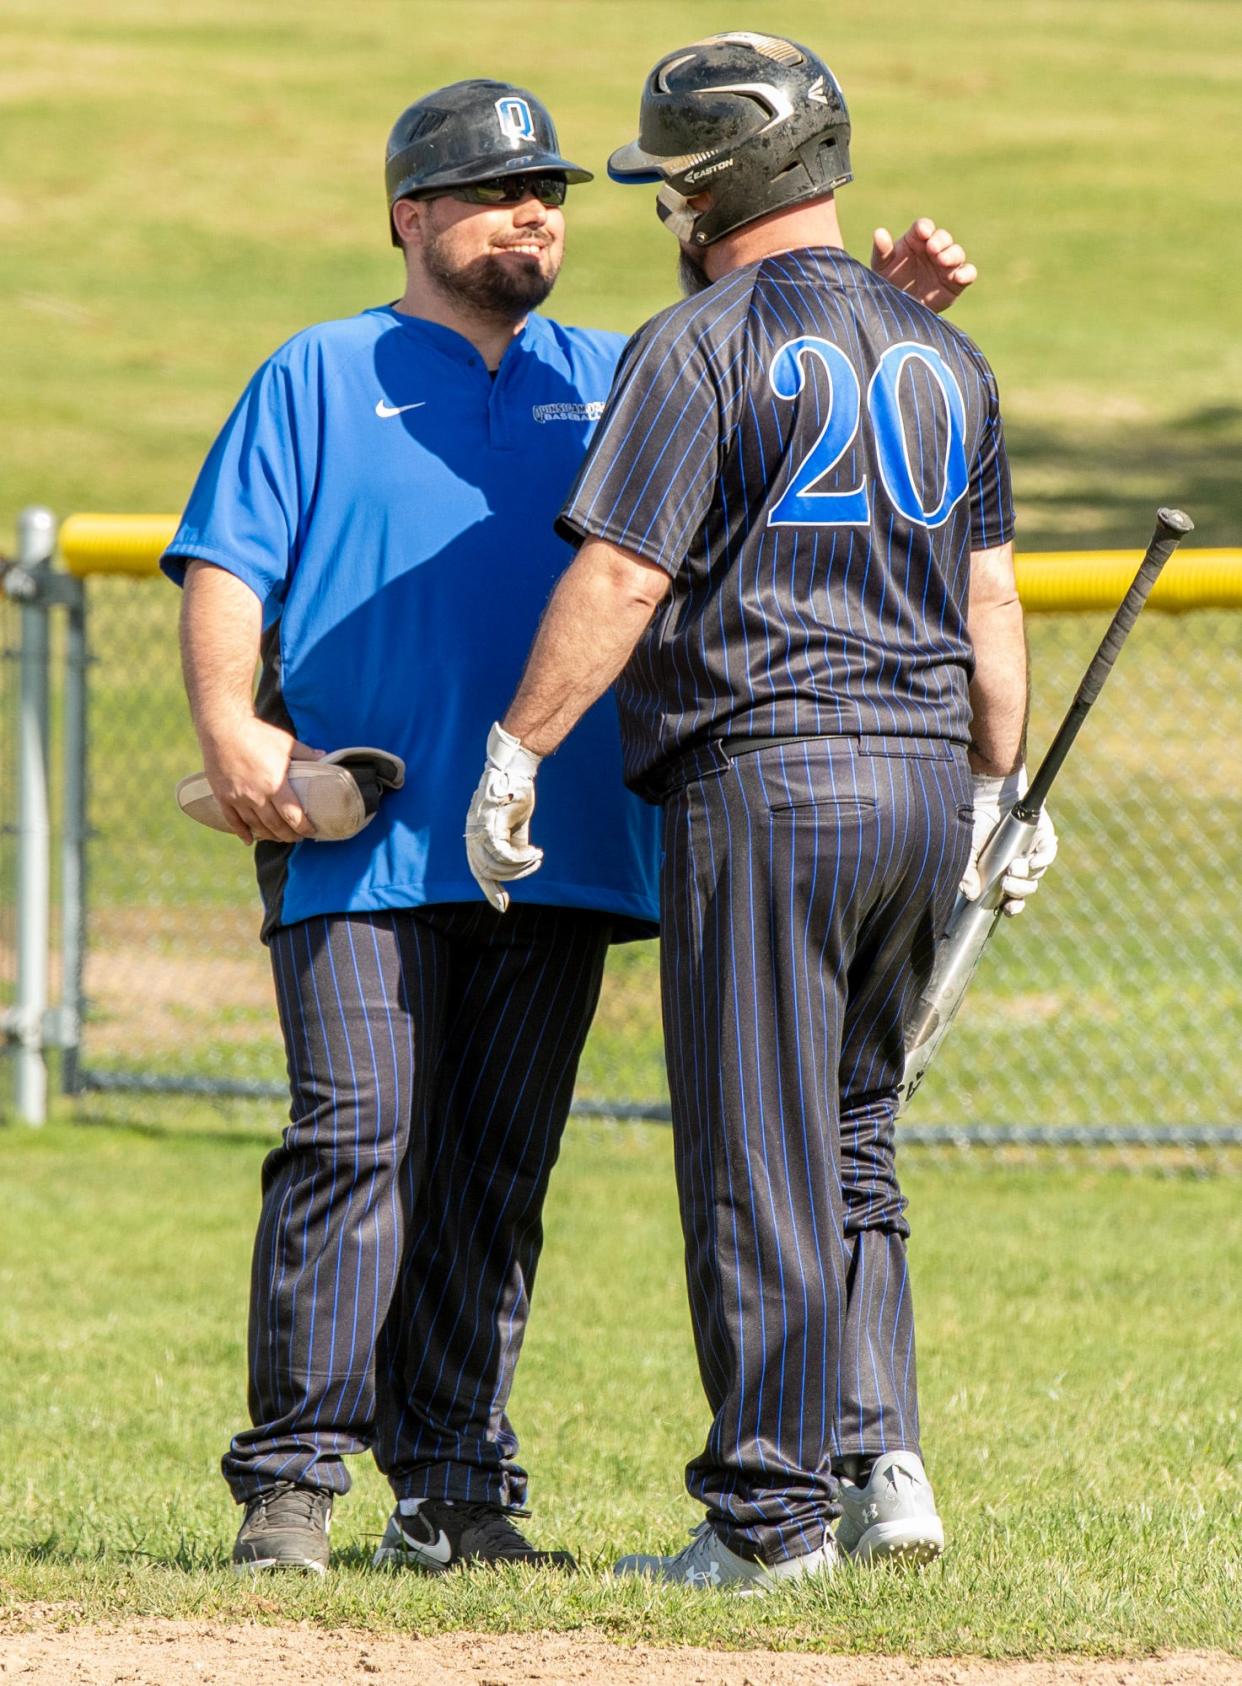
[{"x1": 445, "y1": 174, "x2": 569, "y2": 208}]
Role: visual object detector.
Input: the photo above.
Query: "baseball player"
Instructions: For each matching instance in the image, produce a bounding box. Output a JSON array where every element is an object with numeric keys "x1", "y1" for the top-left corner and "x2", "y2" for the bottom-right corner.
[
  {"x1": 164, "y1": 79, "x2": 662, "y2": 1575},
  {"x1": 468, "y1": 32, "x2": 1056, "y2": 1591},
  {"x1": 167, "y1": 73, "x2": 985, "y2": 1577}
]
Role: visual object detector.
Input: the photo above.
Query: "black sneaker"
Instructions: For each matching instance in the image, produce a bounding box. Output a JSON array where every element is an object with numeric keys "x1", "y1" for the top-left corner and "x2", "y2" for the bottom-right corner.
[
  {"x1": 231, "y1": 1481, "x2": 333, "y2": 1574},
  {"x1": 372, "y1": 1496, "x2": 575, "y2": 1572}
]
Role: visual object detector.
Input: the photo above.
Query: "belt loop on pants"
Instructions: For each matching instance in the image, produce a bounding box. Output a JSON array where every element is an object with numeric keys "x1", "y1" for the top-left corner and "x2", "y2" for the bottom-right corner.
[{"x1": 639, "y1": 740, "x2": 734, "y2": 804}]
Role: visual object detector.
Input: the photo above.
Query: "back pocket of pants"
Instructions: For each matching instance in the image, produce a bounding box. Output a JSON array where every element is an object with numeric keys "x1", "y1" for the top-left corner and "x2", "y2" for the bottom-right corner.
[{"x1": 768, "y1": 795, "x2": 878, "y2": 817}]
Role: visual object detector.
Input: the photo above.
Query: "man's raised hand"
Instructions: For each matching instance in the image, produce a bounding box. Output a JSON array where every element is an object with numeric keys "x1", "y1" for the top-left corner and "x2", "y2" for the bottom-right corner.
[{"x1": 871, "y1": 217, "x2": 977, "y2": 314}]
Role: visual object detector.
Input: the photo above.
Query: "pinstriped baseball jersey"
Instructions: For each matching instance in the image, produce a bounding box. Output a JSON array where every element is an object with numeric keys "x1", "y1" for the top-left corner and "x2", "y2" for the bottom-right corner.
[{"x1": 558, "y1": 246, "x2": 1013, "y2": 796}]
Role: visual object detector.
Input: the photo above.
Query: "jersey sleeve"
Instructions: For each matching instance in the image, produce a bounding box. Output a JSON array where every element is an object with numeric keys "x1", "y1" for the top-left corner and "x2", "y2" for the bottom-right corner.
[
  {"x1": 967, "y1": 359, "x2": 1015, "y2": 551},
  {"x1": 556, "y1": 313, "x2": 724, "y2": 576},
  {"x1": 161, "y1": 352, "x2": 311, "y2": 610}
]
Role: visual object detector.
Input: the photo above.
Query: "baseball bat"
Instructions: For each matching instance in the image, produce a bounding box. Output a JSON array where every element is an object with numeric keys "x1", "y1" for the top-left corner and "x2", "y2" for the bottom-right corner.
[{"x1": 897, "y1": 506, "x2": 1195, "y2": 1113}]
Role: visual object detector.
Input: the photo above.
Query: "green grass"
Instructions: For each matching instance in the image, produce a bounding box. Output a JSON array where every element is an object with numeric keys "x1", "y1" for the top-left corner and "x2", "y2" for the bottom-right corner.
[
  {"x1": 0, "y1": 1111, "x2": 1238, "y2": 1652},
  {"x1": 1, "y1": 13, "x2": 1239, "y2": 1650},
  {"x1": 0, "y1": 0, "x2": 1239, "y2": 548},
  {"x1": 2, "y1": 1, "x2": 1239, "y2": 1124}
]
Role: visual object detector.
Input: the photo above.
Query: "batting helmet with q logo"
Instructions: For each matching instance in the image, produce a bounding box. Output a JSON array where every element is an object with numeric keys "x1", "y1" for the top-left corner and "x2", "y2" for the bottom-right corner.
[
  {"x1": 607, "y1": 32, "x2": 852, "y2": 247},
  {"x1": 385, "y1": 80, "x2": 592, "y2": 243}
]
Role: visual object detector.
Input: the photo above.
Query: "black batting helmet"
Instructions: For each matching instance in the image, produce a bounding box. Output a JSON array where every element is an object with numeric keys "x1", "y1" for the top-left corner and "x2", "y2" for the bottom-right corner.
[
  {"x1": 608, "y1": 32, "x2": 851, "y2": 247},
  {"x1": 385, "y1": 80, "x2": 592, "y2": 244}
]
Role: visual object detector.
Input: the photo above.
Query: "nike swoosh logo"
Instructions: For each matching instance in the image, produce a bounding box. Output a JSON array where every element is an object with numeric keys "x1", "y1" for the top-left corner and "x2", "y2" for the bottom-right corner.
[
  {"x1": 375, "y1": 400, "x2": 426, "y2": 418},
  {"x1": 394, "y1": 1519, "x2": 453, "y2": 1565}
]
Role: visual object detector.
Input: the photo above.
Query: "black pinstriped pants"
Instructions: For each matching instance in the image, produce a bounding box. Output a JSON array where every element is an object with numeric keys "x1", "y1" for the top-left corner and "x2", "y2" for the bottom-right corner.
[
  {"x1": 221, "y1": 902, "x2": 610, "y2": 1508},
  {"x1": 658, "y1": 736, "x2": 972, "y2": 1564}
]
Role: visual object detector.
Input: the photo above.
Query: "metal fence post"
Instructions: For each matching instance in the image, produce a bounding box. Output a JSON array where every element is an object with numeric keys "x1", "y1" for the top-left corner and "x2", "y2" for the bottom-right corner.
[
  {"x1": 12, "y1": 506, "x2": 57, "y2": 1123},
  {"x1": 59, "y1": 575, "x2": 88, "y2": 1095}
]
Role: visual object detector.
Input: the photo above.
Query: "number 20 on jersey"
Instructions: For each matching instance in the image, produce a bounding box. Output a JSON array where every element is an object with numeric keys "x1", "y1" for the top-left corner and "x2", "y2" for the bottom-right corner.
[{"x1": 766, "y1": 336, "x2": 969, "y2": 531}]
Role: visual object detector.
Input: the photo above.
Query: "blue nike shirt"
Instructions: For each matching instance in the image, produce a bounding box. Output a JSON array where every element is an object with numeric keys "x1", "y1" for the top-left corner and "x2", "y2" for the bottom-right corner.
[{"x1": 163, "y1": 305, "x2": 660, "y2": 939}]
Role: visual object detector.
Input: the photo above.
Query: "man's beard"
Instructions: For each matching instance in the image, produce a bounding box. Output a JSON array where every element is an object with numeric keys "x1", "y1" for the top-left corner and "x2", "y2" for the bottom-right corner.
[
  {"x1": 424, "y1": 231, "x2": 559, "y2": 321},
  {"x1": 678, "y1": 248, "x2": 712, "y2": 297}
]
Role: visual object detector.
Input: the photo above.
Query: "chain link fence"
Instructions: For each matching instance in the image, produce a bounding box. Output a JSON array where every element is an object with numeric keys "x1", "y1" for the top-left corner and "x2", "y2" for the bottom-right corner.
[{"x1": 50, "y1": 568, "x2": 1239, "y2": 1173}]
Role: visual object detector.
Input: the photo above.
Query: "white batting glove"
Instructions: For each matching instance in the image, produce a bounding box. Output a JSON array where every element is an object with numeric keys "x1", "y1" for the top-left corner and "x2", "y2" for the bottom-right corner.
[
  {"x1": 465, "y1": 722, "x2": 544, "y2": 913},
  {"x1": 962, "y1": 766, "x2": 1059, "y2": 917}
]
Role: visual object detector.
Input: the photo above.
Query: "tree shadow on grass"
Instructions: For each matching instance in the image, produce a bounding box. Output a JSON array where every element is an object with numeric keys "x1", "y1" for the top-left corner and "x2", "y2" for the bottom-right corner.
[{"x1": 1006, "y1": 404, "x2": 1242, "y2": 551}]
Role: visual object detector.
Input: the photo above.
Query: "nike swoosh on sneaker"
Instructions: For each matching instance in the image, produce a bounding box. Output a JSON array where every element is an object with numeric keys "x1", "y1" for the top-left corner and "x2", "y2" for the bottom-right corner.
[
  {"x1": 392, "y1": 1516, "x2": 453, "y2": 1565},
  {"x1": 375, "y1": 399, "x2": 426, "y2": 418}
]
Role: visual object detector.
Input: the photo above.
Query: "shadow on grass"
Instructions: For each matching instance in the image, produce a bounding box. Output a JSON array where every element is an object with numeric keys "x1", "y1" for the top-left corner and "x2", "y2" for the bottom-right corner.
[
  {"x1": 11, "y1": 1536, "x2": 223, "y2": 1574},
  {"x1": 8, "y1": 1538, "x2": 404, "y2": 1575},
  {"x1": 1008, "y1": 404, "x2": 1242, "y2": 550},
  {"x1": 68, "y1": 1103, "x2": 277, "y2": 1149}
]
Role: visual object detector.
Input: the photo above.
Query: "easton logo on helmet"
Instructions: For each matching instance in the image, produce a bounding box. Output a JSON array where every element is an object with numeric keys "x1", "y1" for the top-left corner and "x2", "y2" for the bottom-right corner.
[
  {"x1": 684, "y1": 157, "x2": 735, "y2": 183},
  {"x1": 496, "y1": 96, "x2": 536, "y2": 143}
]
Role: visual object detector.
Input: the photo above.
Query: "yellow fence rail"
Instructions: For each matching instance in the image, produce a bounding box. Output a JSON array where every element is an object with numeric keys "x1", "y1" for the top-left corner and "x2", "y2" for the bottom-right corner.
[{"x1": 57, "y1": 511, "x2": 1242, "y2": 612}]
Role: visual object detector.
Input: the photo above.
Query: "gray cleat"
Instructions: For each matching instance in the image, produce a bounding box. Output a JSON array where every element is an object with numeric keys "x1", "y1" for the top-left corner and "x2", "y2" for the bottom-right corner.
[
  {"x1": 614, "y1": 1520, "x2": 837, "y2": 1595},
  {"x1": 834, "y1": 1450, "x2": 944, "y2": 1563},
  {"x1": 231, "y1": 1481, "x2": 332, "y2": 1574}
]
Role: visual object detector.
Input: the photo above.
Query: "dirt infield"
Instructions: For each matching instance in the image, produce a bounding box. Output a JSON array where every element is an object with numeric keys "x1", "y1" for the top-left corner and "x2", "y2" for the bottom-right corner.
[{"x1": 0, "y1": 1620, "x2": 1236, "y2": 1686}]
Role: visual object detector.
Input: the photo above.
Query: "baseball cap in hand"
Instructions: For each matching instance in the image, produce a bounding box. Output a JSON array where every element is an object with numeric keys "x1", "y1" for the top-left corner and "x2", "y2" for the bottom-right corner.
[{"x1": 176, "y1": 746, "x2": 405, "y2": 842}]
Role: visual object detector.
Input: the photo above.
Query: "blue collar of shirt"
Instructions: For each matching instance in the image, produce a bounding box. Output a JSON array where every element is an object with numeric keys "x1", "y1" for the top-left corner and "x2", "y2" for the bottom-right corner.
[{"x1": 367, "y1": 304, "x2": 546, "y2": 374}]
